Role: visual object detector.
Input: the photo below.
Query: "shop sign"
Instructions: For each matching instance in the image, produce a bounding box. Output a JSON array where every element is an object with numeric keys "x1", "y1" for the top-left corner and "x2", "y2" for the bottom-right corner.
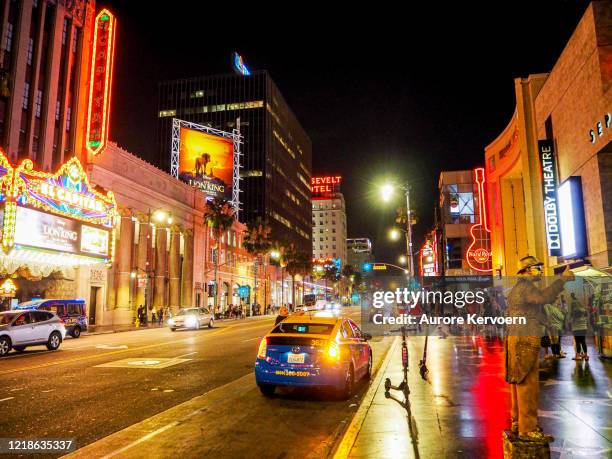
[
  {"x1": 538, "y1": 140, "x2": 561, "y2": 256},
  {"x1": 420, "y1": 233, "x2": 438, "y2": 277},
  {"x1": 465, "y1": 168, "x2": 492, "y2": 273},
  {"x1": 85, "y1": 9, "x2": 117, "y2": 156},
  {"x1": 588, "y1": 113, "x2": 611, "y2": 144}
]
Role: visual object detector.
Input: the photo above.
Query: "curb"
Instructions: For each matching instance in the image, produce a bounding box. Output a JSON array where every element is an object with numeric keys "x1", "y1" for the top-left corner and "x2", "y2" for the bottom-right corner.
[{"x1": 330, "y1": 336, "x2": 399, "y2": 459}]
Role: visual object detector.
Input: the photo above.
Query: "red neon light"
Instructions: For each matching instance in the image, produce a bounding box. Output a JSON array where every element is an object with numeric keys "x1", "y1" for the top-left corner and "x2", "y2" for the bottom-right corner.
[
  {"x1": 311, "y1": 175, "x2": 342, "y2": 195},
  {"x1": 85, "y1": 9, "x2": 116, "y2": 156},
  {"x1": 466, "y1": 167, "x2": 492, "y2": 273},
  {"x1": 420, "y1": 232, "x2": 438, "y2": 277}
]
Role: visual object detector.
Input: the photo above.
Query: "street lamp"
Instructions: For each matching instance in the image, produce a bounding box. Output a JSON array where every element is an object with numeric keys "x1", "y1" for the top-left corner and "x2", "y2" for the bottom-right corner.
[
  {"x1": 381, "y1": 183, "x2": 394, "y2": 203},
  {"x1": 398, "y1": 255, "x2": 407, "y2": 265},
  {"x1": 388, "y1": 228, "x2": 401, "y2": 241},
  {"x1": 380, "y1": 183, "x2": 415, "y2": 278}
]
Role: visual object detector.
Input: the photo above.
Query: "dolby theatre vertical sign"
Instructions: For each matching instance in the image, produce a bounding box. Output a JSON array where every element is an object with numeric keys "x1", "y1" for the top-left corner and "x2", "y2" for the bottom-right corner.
[{"x1": 538, "y1": 140, "x2": 561, "y2": 256}]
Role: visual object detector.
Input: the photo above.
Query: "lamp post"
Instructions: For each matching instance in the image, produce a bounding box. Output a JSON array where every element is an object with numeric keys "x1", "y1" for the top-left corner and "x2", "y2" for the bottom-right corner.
[{"x1": 382, "y1": 183, "x2": 414, "y2": 278}]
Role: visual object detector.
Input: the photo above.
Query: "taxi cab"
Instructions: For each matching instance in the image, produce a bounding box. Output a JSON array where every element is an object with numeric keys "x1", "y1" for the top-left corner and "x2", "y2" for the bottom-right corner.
[{"x1": 254, "y1": 313, "x2": 372, "y2": 398}]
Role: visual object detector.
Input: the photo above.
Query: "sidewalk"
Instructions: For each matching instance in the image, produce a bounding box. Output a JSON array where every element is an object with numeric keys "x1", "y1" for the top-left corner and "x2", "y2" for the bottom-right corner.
[
  {"x1": 335, "y1": 335, "x2": 612, "y2": 458},
  {"x1": 86, "y1": 314, "x2": 275, "y2": 336}
]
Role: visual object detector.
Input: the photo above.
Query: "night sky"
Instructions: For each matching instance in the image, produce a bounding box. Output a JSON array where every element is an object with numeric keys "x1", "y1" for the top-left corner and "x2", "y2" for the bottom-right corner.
[{"x1": 101, "y1": 0, "x2": 591, "y2": 264}]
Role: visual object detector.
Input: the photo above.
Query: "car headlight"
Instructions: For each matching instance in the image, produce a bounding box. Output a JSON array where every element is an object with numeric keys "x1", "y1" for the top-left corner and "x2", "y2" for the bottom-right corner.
[
  {"x1": 167, "y1": 318, "x2": 174, "y2": 326},
  {"x1": 185, "y1": 316, "x2": 197, "y2": 327}
]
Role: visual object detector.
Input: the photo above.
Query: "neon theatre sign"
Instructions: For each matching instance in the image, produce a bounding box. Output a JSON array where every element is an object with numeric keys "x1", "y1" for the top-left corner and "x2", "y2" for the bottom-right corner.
[
  {"x1": 85, "y1": 9, "x2": 117, "y2": 156},
  {"x1": 0, "y1": 150, "x2": 117, "y2": 262},
  {"x1": 538, "y1": 140, "x2": 561, "y2": 256},
  {"x1": 465, "y1": 167, "x2": 492, "y2": 273}
]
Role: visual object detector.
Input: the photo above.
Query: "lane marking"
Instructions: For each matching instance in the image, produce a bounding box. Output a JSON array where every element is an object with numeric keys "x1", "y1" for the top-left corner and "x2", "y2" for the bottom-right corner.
[
  {"x1": 172, "y1": 352, "x2": 197, "y2": 359},
  {"x1": 82, "y1": 375, "x2": 253, "y2": 459},
  {"x1": 241, "y1": 337, "x2": 261, "y2": 342},
  {"x1": 0, "y1": 397, "x2": 15, "y2": 402},
  {"x1": 0, "y1": 323, "x2": 244, "y2": 375}
]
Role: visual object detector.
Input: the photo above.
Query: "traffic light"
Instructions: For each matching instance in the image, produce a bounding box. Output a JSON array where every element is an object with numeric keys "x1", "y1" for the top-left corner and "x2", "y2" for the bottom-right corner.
[
  {"x1": 373, "y1": 263, "x2": 387, "y2": 271},
  {"x1": 362, "y1": 262, "x2": 372, "y2": 272}
]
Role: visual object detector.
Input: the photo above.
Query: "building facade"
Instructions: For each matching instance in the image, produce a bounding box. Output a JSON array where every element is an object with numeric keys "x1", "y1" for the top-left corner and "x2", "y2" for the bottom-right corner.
[
  {"x1": 0, "y1": 0, "x2": 94, "y2": 171},
  {"x1": 156, "y1": 71, "x2": 312, "y2": 255},
  {"x1": 485, "y1": 1, "x2": 612, "y2": 277},
  {"x1": 0, "y1": 4, "x2": 278, "y2": 325},
  {"x1": 438, "y1": 169, "x2": 491, "y2": 276}
]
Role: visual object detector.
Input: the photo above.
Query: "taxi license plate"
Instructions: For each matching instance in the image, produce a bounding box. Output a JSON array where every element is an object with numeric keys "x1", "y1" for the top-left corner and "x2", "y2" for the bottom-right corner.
[{"x1": 287, "y1": 353, "x2": 305, "y2": 364}]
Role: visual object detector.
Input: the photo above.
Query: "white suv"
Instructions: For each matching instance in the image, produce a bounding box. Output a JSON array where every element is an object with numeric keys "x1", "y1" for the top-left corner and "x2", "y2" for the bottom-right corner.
[{"x1": 0, "y1": 310, "x2": 67, "y2": 356}]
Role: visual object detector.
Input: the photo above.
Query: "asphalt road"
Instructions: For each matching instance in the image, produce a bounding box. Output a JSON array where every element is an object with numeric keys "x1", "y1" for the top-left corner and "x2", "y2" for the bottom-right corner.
[{"x1": 0, "y1": 308, "x2": 391, "y2": 458}]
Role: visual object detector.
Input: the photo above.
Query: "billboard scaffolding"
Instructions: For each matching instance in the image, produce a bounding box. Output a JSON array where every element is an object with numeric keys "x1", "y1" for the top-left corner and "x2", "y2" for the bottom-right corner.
[{"x1": 171, "y1": 118, "x2": 242, "y2": 216}]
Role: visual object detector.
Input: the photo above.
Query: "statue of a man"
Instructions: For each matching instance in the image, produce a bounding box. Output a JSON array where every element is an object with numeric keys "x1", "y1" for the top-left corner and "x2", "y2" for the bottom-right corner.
[{"x1": 505, "y1": 255, "x2": 573, "y2": 441}]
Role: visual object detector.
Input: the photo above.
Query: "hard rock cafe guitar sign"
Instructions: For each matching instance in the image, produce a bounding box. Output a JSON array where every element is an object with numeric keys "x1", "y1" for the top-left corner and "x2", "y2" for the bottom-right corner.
[{"x1": 466, "y1": 168, "x2": 492, "y2": 273}]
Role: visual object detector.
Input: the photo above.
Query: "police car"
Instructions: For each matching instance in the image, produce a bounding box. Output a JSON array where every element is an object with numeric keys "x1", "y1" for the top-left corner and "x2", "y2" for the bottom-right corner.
[{"x1": 254, "y1": 313, "x2": 372, "y2": 398}]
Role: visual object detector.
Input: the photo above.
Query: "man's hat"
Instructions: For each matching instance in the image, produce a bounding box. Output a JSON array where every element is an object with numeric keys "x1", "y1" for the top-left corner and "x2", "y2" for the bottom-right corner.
[{"x1": 517, "y1": 255, "x2": 543, "y2": 274}]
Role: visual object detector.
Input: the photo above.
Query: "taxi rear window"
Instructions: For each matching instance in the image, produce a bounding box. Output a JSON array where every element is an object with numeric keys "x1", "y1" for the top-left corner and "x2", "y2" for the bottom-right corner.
[{"x1": 271, "y1": 323, "x2": 334, "y2": 335}]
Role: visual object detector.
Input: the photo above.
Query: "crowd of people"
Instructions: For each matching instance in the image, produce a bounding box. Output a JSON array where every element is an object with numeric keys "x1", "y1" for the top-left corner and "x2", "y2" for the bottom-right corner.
[{"x1": 135, "y1": 302, "x2": 295, "y2": 327}]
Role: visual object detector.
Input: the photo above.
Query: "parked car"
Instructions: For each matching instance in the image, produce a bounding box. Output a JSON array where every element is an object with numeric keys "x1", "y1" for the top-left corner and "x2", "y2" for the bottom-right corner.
[
  {"x1": 167, "y1": 307, "x2": 214, "y2": 331},
  {"x1": 0, "y1": 310, "x2": 67, "y2": 356},
  {"x1": 15, "y1": 299, "x2": 87, "y2": 338}
]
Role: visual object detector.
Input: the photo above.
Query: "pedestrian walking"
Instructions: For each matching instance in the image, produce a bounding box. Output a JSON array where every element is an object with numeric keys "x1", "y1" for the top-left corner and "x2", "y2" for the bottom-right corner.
[
  {"x1": 544, "y1": 301, "x2": 566, "y2": 358},
  {"x1": 158, "y1": 308, "x2": 163, "y2": 325},
  {"x1": 151, "y1": 310, "x2": 157, "y2": 325},
  {"x1": 275, "y1": 305, "x2": 289, "y2": 325},
  {"x1": 137, "y1": 305, "x2": 144, "y2": 326},
  {"x1": 567, "y1": 292, "x2": 589, "y2": 360}
]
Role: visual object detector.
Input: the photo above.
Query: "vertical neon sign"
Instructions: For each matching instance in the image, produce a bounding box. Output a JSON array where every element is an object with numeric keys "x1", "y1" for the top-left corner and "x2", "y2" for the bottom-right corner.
[
  {"x1": 466, "y1": 168, "x2": 492, "y2": 273},
  {"x1": 85, "y1": 9, "x2": 116, "y2": 156}
]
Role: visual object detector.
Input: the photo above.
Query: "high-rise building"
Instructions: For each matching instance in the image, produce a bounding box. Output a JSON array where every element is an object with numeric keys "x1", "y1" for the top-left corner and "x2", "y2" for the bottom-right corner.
[
  {"x1": 0, "y1": 0, "x2": 96, "y2": 170},
  {"x1": 156, "y1": 70, "x2": 312, "y2": 254},
  {"x1": 311, "y1": 175, "x2": 347, "y2": 266}
]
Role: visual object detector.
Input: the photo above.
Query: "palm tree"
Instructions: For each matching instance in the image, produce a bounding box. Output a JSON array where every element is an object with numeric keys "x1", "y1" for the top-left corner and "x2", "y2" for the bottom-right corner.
[
  {"x1": 284, "y1": 244, "x2": 312, "y2": 309},
  {"x1": 342, "y1": 264, "x2": 362, "y2": 303},
  {"x1": 243, "y1": 218, "x2": 272, "y2": 312},
  {"x1": 203, "y1": 197, "x2": 235, "y2": 314}
]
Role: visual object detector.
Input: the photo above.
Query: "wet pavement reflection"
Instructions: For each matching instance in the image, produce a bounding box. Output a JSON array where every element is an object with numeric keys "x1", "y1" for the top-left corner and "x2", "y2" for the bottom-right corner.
[{"x1": 348, "y1": 334, "x2": 612, "y2": 458}]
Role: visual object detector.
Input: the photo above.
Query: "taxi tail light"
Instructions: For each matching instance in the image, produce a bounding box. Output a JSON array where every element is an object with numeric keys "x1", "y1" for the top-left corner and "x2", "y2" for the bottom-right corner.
[
  {"x1": 257, "y1": 337, "x2": 268, "y2": 359},
  {"x1": 326, "y1": 340, "x2": 340, "y2": 361}
]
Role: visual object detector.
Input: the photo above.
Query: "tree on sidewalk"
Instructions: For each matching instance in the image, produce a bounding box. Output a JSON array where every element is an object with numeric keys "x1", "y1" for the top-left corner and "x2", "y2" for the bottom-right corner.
[
  {"x1": 203, "y1": 198, "x2": 234, "y2": 315},
  {"x1": 284, "y1": 244, "x2": 312, "y2": 309},
  {"x1": 243, "y1": 218, "x2": 273, "y2": 312}
]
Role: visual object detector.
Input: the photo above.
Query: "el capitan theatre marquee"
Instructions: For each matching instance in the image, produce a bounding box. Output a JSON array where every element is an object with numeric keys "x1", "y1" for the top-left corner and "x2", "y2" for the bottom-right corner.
[{"x1": 0, "y1": 151, "x2": 117, "y2": 270}]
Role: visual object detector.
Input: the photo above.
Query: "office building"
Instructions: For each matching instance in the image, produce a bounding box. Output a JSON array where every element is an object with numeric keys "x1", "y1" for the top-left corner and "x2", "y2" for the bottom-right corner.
[{"x1": 157, "y1": 70, "x2": 312, "y2": 254}]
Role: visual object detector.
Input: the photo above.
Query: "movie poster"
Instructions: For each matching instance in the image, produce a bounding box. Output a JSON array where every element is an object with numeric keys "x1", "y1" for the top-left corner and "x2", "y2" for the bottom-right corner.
[{"x1": 178, "y1": 127, "x2": 234, "y2": 200}]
